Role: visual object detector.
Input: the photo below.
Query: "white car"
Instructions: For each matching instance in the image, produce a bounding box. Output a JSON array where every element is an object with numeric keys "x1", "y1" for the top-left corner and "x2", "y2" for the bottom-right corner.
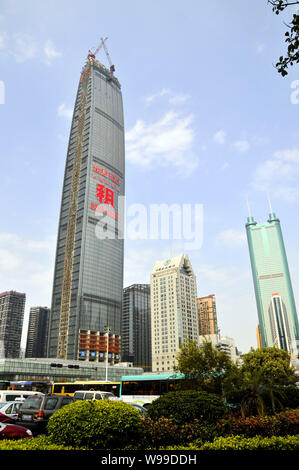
[{"x1": 0, "y1": 401, "x2": 23, "y2": 420}]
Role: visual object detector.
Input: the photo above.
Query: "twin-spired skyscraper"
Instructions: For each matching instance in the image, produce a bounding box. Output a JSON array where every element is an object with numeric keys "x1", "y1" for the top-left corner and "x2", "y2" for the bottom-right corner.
[
  {"x1": 48, "y1": 50, "x2": 125, "y2": 362},
  {"x1": 246, "y1": 210, "x2": 299, "y2": 357}
]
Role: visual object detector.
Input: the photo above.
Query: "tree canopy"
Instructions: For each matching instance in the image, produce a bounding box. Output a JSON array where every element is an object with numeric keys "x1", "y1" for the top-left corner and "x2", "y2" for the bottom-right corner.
[
  {"x1": 174, "y1": 339, "x2": 235, "y2": 394},
  {"x1": 241, "y1": 346, "x2": 297, "y2": 386},
  {"x1": 175, "y1": 341, "x2": 297, "y2": 416},
  {"x1": 268, "y1": 0, "x2": 299, "y2": 76}
]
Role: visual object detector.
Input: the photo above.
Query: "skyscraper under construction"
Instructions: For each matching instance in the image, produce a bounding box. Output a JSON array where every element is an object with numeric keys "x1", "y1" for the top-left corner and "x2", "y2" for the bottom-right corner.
[{"x1": 48, "y1": 40, "x2": 125, "y2": 362}]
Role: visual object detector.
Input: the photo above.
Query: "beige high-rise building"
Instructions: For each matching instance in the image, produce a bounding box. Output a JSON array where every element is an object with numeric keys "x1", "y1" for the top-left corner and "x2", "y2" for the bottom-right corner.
[{"x1": 150, "y1": 254, "x2": 198, "y2": 372}]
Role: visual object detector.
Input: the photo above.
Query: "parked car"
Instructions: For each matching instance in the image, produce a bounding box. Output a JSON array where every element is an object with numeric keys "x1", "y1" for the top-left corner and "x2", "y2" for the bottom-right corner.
[
  {"x1": 0, "y1": 390, "x2": 44, "y2": 402},
  {"x1": 0, "y1": 412, "x2": 15, "y2": 424},
  {"x1": 0, "y1": 401, "x2": 23, "y2": 420},
  {"x1": 17, "y1": 394, "x2": 74, "y2": 434},
  {"x1": 73, "y1": 390, "x2": 115, "y2": 401},
  {"x1": 129, "y1": 403, "x2": 148, "y2": 416},
  {"x1": 0, "y1": 421, "x2": 33, "y2": 440}
]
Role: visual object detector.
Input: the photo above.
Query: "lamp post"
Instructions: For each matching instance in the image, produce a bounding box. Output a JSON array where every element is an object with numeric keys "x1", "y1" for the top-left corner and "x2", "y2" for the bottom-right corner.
[{"x1": 104, "y1": 326, "x2": 111, "y2": 382}]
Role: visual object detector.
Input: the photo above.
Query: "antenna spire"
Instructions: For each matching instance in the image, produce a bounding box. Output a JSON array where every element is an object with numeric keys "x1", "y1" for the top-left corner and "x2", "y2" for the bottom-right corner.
[
  {"x1": 267, "y1": 191, "x2": 273, "y2": 214},
  {"x1": 246, "y1": 196, "x2": 252, "y2": 217}
]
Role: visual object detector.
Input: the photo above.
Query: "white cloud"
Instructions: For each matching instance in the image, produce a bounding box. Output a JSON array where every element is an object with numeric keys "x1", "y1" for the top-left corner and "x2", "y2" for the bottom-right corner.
[
  {"x1": 0, "y1": 32, "x2": 6, "y2": 50},
  {"x1": 57, "y1": 103, "x2": 73, "y2": 120},
  {"x1": 43, "y1": 39, "x2": 62, "y2": 64},
  {"x1": 145, "y1": 88, "x2": 190, "y2": 105},
  {"x1": 145, "y1": 88, "x2": 170, "y2": 103},
  {"x1": 168, "y1": 92, "x2": 190, "y2": 105},
  {"x1": 256, "y1": 43, "x2": 265, "y2": 54},
  {"x1": 252, "y1": 148, "x2": 299, "y2": 202},
  {"x1": 233, "y1": 140, "x2": 250, "y2": 153},
  {"x1": 125, "y1": 111, "x2": 198, "y2": 175},
  {"x1": 124, "y1": 246, "x2": 157, "y2": 286},
  {"x1": 213, "y1": 129, "x2": 226, "y2": 144},
  {"x1": 197, "y1": 263, "x2": 249, "y2": 285},
  {"x1": 0, "y1": 232, "x2": 56, "y2": 346},
  {"x1": 274, "y1": 148, "x2": 299, "y2": 163},
  {"x1": 216, "y1": 229, "x2": 247, "y2": 247},
  {"x1": 0, "y1": 232, "x2": 56, "y2": 343},
  {"x1": 1, "y1": 33, "x2": 62, "y2": 64},
  {"x1": 11, "y1": 32, "x2": 38, "y2": 62}
]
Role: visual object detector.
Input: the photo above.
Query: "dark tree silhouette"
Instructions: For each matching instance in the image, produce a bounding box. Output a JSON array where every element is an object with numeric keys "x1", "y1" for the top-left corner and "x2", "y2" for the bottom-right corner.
[{"x1": 268, "y1": 1, "x2": 299, "y2": 75}]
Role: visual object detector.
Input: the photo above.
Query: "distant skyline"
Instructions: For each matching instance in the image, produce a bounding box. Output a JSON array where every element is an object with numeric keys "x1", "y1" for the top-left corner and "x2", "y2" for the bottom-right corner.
[{"x1": 0, "y1": 0, "x2": 299, "y2": 354}]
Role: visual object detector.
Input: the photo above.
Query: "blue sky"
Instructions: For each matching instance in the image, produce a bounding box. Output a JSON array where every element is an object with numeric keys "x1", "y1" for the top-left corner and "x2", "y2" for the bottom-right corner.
[{"x1": 0, "y1": 0, "x2": 299, "y2": 353}]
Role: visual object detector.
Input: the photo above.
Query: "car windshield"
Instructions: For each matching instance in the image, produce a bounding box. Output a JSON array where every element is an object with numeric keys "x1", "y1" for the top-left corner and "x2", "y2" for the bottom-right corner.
[
  {"x1": 22, "y1": 396, "x2": 43, "y2": 409},
  {"x1": 0, "y1": 403, "x2": 7, "y2": 409}
]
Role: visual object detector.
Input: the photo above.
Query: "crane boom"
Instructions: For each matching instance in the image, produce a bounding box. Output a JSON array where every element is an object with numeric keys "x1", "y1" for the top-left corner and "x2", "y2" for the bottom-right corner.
[
  {"x1": 88, "y1": 37, "x2": 115, "y2": 75},
  {"x1": 101, "y1": 37, "x2": 115, "y2": 75},
  {"x1": 94, "y1": 37, "x2": 107, "y2": 57}
]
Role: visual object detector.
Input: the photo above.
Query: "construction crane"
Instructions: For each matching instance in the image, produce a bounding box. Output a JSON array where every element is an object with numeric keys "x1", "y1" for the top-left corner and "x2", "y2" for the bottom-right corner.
[
  {"x1": 100, "y1": 37, "x2": 115, "y2": 75},
  {"x1": 88, "y1": 37, "x2": 115, "y2": 76}
]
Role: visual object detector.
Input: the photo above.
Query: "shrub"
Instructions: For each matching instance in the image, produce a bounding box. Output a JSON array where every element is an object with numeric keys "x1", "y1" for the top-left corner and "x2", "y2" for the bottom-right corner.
[
  {"x1": 134, "y1": 416, "x2": 226, "y2": 450},
  {"x1": 0, "y1": 436, "x2": 77, "y2": 450},
  {"x1": 147, "y1": 390, "x2": 226, "y2": 425},
  {"x1": 137, "y1": 417, "x2": 181, "y2": 449},
  {"x1": 226, "y1": 385, "x2": 299, "y2": 416},
  {"x1": 220, "y1": 409, "x2": 299, "y2": 438},
  {"x1": 47, "y1": 400, "x2": 142, "y2": 449},
  {"x1": 271, "y1": 385, "x2": 299, "y2": 410},
  {"x1": 200, "y1": 434, "x2": 299, "y2": 450}
]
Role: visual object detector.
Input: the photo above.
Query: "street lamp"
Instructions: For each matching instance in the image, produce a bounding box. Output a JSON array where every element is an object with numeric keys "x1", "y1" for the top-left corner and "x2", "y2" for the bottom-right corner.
[{"x1": 104, "y1": 326, "x2": 111, "y2": 382}]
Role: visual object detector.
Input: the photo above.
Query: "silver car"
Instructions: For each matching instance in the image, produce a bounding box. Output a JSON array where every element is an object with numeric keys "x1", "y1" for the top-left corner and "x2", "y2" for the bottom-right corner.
[{"x1": 0, "y1": 401, "x2": 23, "y2": 420}]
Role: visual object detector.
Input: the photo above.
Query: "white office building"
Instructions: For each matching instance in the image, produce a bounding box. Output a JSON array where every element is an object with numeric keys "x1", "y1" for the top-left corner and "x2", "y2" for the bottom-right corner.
[{"x1": 150, "y1": 254, "x2": 198, "y2": 372}]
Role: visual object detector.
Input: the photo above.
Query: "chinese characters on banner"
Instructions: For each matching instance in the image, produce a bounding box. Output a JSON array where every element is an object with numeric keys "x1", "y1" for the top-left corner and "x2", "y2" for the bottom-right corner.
[{"x1": 90, "y1": 164, "x2": 119, "y2": 220}]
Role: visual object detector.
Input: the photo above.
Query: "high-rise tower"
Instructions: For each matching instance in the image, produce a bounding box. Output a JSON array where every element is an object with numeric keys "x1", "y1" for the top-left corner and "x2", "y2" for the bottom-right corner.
[
  {"x1": 151, "y1": 254, "x2": 198, "y2": 372},
  {"x1": 0, "y1": 291, "x2": 26, "y2": 358},
  {"x1": 25, "y1": 306, "x2": 50, "y2": 358},
  {"x1": 48, "y1": 42, "x2": 125, "y2": 362},
  {"x1": 121, "y1": 284, "x2": 152, "y2": 370},
  {"x1": 246, "y1": 209, "x2": 299, "y2": 357},
  {"x1": 197, "y1": 294, "x2": 219, "y2": 336}
]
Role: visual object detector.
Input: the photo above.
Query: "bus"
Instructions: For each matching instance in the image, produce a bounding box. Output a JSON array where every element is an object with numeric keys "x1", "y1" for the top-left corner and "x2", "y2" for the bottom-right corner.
[
  {"x1": 119, "y1": 373, "x2": 184, "y2": 407},
  {"x1": 0, "y1": 380, "x2": 10, "y2": 391},
  {"x1": 9, "y1": 380, "x2": 51, "y2": 394},
  {"x1": 52, "y1": 380, "x2": 120, "y2": 397}
]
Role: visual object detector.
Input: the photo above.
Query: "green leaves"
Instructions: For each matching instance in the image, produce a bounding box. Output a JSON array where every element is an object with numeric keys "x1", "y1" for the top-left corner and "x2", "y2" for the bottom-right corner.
[
  {"x1": 46, "y1": 400, "x2": 142, "y2": 449},
  {"x1": 146, "y1": 390, "x2": 226, "y2": 425},
  {"x1": 269, "y1": 1, "x2": 299, "y2": 76},
  {"x1": 175, "y1": 340, "x2": 234, "y2": 394}
]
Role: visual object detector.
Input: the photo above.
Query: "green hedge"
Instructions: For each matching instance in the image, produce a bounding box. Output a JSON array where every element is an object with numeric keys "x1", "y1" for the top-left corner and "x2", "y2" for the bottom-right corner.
[
  {"x1": 47, "y1": 399, "x2": 142, "y2": 449},
  {"x1": 0, "y1": 436, "x2": 77, "y2": 450},
  {"x1": 147, "y1": 390, "x2": 226, "y2": 425},
  {"x1": 200, "y1": 434, "x2": 299, "y2": 450}
]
